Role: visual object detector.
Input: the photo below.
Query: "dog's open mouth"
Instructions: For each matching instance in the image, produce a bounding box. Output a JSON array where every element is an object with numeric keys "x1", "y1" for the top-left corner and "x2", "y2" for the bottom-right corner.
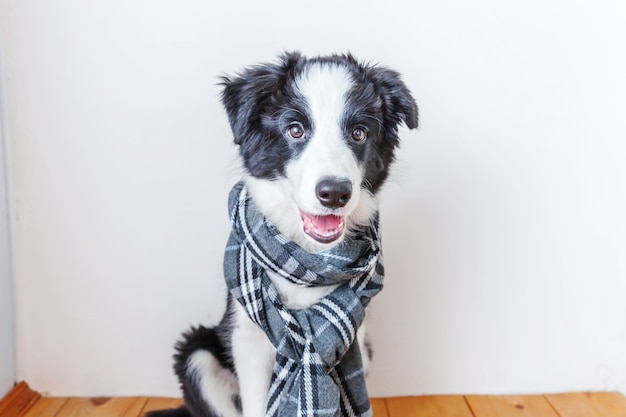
[{"x1": 300, "y1": 211, "x2": 345, "y2": 244}]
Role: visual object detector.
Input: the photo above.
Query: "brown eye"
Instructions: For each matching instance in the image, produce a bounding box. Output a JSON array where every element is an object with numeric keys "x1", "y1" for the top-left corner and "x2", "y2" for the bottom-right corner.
[
  {"x1": 287, "y1": 123, "x2": 305, "y2": 139},
  {"x1": 351, "y1": 127, "x2": 367, "y2": 142}
]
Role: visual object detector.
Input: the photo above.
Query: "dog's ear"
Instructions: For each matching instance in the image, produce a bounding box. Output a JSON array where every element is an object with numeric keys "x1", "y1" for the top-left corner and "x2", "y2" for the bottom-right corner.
[
  {"x1": 220, "y1": 52, "x2": 301, "y2": 145},
  {"x1": 367, "y1": 66, "x2": 419, "y2": 130}
]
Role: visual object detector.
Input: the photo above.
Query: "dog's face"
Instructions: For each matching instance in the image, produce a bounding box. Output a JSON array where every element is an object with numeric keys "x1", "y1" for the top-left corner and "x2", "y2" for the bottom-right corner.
[{"x1": 221, "y1": 52, "x2": 418, "y2": 251}]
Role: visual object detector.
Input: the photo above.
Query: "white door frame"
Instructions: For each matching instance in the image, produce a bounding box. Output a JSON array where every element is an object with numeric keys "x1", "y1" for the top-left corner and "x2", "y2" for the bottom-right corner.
[{"x1": 0, "y1": 35, "x2": 16, "y2": 398}]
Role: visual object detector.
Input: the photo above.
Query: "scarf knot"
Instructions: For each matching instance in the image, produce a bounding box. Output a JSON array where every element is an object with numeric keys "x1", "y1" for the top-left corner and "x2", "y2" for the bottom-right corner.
[{"x1": 224, "y1": 182, "x2": 385, "y2": 417}]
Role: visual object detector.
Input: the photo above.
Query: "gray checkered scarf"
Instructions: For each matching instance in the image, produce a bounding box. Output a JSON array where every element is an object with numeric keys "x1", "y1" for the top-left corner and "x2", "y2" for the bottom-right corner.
[{"x1": 223, "y1": 181, "x2": 385, "y2": 417}]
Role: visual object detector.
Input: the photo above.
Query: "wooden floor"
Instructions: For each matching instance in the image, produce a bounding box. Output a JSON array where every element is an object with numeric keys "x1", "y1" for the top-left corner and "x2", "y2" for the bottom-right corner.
[{"x1": 4, "y1": 383, "x2": 626, "y2": 417}]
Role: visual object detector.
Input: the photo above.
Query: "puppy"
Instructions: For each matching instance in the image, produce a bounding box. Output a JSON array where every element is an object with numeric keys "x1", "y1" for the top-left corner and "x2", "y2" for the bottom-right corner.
[{"x1": 148, "y1": 52, "x2": 418, "y2": 417}]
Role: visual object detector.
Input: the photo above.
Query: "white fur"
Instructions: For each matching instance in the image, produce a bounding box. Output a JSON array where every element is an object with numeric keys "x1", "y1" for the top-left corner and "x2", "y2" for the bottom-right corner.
[
  {"x1": 232, "y1": 304, "x2": 277, "y2": 417},
  {"x1": 246, "y1": 63, "x2": 379, "y2": 254},
  {"x1": 289, "y1": 64, "x2": 363, "y2": 218},
  {"x1": 357, "y1": 322, "x2": 370, "y2": 374},
  {"x1": 267, "y1": 271, "x2": 337, "y2": 309},
  {"x1": 187, "y1": 350, "x2": 241, "y2": 417},
  {"x1": 231, "y1": 62, "x2": 377, "y2": 416}
]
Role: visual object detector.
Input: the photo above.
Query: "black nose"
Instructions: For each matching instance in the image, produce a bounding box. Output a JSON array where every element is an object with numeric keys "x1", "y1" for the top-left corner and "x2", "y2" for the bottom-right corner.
[{"x1": 316, "y1": 178, "x2": 352, "y2": 208}]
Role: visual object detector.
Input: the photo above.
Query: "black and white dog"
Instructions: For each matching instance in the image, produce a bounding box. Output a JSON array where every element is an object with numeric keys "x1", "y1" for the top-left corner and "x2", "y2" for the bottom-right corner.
[{"x1": 149, "y1": 52, "x2": 417, "y2": 417}]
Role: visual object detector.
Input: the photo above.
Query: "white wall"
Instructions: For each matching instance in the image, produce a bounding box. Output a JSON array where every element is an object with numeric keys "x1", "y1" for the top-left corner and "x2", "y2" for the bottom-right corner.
[
  {"x1": 0, "y1": 34, "x2": 16, "y2": 397},
  {"x1": 1, "y1": 0, "x2": 625, "y2": 397}
]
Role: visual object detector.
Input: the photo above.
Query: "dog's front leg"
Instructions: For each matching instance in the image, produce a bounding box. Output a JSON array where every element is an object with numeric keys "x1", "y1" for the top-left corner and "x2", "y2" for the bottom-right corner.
[
  {"x1": 357, "y1": 321, "x2": 371, "y2": 375},
  {"x1": 232, "y1": 302, "x2": 276, "y2": 417}
]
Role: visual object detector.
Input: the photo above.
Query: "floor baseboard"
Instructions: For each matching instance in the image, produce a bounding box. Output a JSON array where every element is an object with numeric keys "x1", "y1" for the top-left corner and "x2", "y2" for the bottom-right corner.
[{"x1": 0, "y1": 381, "x2": 41, "y2": 417}]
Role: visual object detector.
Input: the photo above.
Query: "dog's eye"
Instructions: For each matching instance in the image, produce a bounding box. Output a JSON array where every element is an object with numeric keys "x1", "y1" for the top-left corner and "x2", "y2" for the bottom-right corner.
[
  {"x1": 351, "y1": 127, "x2": 367, "y2": 142},
  {"x1": 286, "y1": 123, "x2": 305, "y2": 140}
]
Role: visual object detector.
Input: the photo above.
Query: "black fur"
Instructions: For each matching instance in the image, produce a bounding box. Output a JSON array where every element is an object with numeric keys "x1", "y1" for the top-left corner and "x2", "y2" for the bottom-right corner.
[
  {"x1": 144, "y1": 406, "x2": 193, "y2": 417},
  {"x1": 146, "y1": 310, "x2": 238, "y2": 417},
  {"x1": 220, "y1": 52, "x2": 418, "y2": 191}
]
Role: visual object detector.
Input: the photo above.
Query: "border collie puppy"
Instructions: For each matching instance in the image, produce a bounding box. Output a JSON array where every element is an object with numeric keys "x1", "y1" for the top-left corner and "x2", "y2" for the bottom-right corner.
[{"x1": 148, "y1": 52, "x2": 418, "y2": 417}]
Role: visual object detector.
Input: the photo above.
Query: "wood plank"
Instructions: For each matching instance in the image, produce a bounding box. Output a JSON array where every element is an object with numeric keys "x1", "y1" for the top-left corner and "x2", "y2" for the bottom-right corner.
[
  {"x1": 141, "y1": 397, "x2": 389, "y2": 416},
  {"x1": 584, "y1": 392, "x2": 626, "y2": 413},
  {"x1": 0, "y1": 381, "x2": 42, "y2": 417},
  {"x1": 55, "y1": 397, "x2": 148, "y2": 417},
  {"x1": 370, "y1": 398, "x2": 389, "y2": 417},
  {"x1": 386, "y1": 396, "x2": 474, "y2": 417},
  {"x1": 22, "y1": 398, "x2": 70, "y2": 417},
  {"x1": 7, "y1": 392, "x2": 626, "y2": 417},
  {"x1": 140, "y1": 397, "x2": 184, "y2": 415},
  {"x1": 466, "y1": 395, "x2": 560, "y2": 417},
  {"x1": 545, "y1": 392, "x2": 626, "y2": 417}
]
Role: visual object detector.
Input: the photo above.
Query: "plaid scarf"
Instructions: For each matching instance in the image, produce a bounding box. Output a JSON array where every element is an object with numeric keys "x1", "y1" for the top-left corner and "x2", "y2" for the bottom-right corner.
[{"x1": 223, "y1": 181, "x2": 385, "y2": 417}]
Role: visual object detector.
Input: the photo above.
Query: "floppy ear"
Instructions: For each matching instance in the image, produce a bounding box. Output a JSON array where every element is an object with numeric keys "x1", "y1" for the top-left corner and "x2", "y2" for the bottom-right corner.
[
  {"x1": 220, "y1": 52, "x2": 301, "y2": 145},
  {"x1": 367, "y1": 66, "x2": 419, "y2": 130}
]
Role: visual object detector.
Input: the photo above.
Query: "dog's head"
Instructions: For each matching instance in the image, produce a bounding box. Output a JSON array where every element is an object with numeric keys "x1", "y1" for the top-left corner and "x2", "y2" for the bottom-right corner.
[{"x1": 221, "y1": 52, "x2": 418, "y2": 251}]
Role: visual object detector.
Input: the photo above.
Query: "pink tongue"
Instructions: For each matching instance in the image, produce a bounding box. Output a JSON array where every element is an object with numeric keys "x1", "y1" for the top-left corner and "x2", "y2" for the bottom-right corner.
[
  {"x1": 311, "y1": 214, "x2": 342, "y2": 231},
  {"x1": 301, "y1": 212, "x2": 345, "y2": 242}
]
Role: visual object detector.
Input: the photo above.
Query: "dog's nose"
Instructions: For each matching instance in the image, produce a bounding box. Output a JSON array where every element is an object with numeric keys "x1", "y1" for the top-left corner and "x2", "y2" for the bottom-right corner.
[{"x1": 316, "y1": 178, "x2": 352, "y2": 208}]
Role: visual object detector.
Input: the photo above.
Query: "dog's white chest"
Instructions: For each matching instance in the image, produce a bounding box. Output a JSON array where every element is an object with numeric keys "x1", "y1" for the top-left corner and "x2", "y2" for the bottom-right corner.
[{"x1": 267, "y1": 271, "x2": 338, "y2": 309}]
